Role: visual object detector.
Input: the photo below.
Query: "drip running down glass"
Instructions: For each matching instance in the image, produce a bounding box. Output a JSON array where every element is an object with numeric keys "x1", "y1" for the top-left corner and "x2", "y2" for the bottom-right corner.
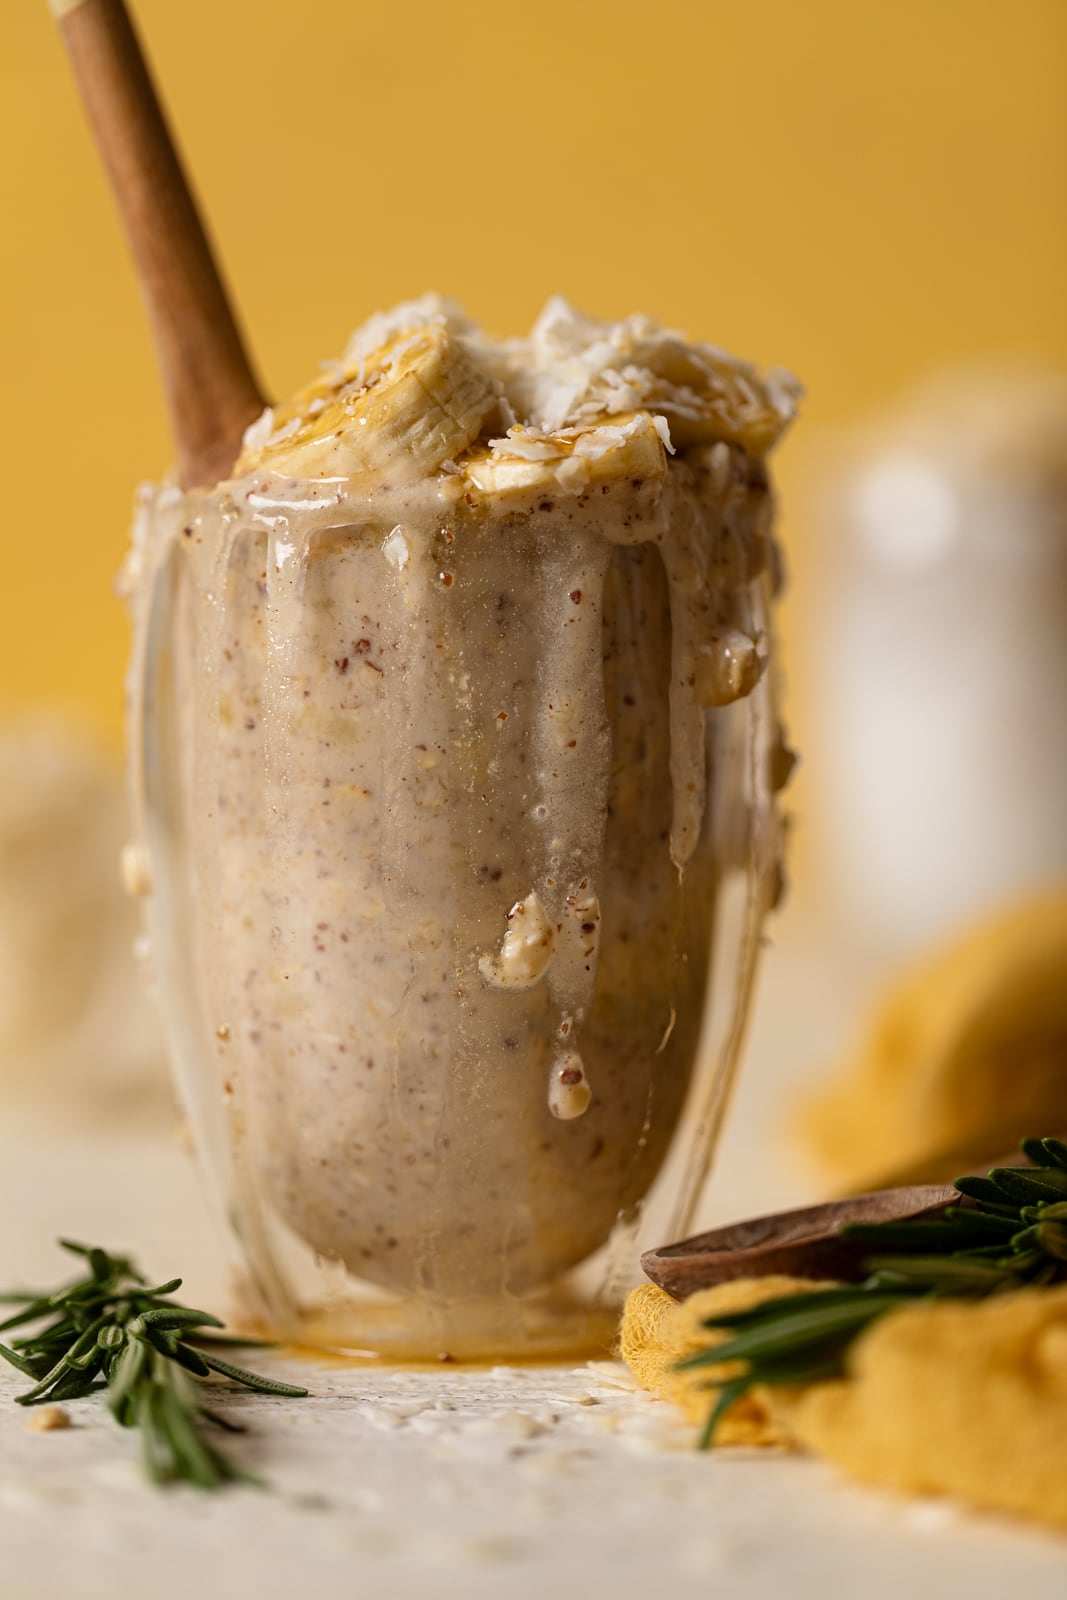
[{"x1": 125, "y1": 300, "x2": 796, "y2": 1358}]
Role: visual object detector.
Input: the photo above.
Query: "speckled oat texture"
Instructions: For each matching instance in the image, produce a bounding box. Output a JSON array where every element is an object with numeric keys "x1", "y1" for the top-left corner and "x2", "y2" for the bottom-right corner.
[{"x1": 124, "y1": 299, "x2": 797, "y2": 1338}]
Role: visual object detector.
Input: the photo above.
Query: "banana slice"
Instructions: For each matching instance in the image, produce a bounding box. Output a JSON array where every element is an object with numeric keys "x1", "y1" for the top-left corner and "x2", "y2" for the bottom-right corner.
[
  {"x1": 630, "y1": 341, "x2": 793, "y2": 455},
  {"x1": 235, "y1": 324, "x2": 497, "y2": 484},
  {"x1": 463, "y1": 411, "x2": 669, "y2": 499}
]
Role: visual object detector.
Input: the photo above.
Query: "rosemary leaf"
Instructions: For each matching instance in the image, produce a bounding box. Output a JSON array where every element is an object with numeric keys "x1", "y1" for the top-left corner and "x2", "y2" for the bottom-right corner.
[
  {"x1": 157, "y1": 1366, "x2": 225, "y2": 1489},
  {"x1": 138, "y1": 1279, "x2": 184, "y2": 1298},
  {"x1": 199, "y1": 1353, "x2": 309, "y2": 1397},
  {"x1": 858, "y1": 1255, "x2": 1013, "y2": 1288},
  {"x1": 138, "y1": 1383, "x2": 175, "y2": 1485},
  {"x1": 680, "y1": 1291, "x2": 903, "y2": 1370},
  {"x1": 0, "y1": 1242, "x2": 308, "y2": 1489},
  {"x1": 698, "y1": 1284, "x2": 885, "y2": 1333},
  {"x1": 156, "y1": 1344, "x2": 212, "y2": 1382},
  {"x1": 697, "y1": 1380, "x2": 747, "y2": 1450},
  {"x1": 954, "y1": 1176, "x2": 1009, "y2": 1206},
  {"x1": 137, "y1": 1308, "x2": 225, "y2": 1332},
  {"x1": 15, "y1": 1351, "x2": 79, "y2": 1406},
  {"x1": 108, "y1": 1336, "x2": 146, "y2": 1413},
  {"x1": 0, "y1": 1303, "x2": 59, "y2": 1337},
  {"x1": 840, "y1": 1218, "x2": 997, "y2": 1250},
  {"x1": 990, "y1": 1167, "x2": 1067, "y2": 1204},
  {"x1": 47, "y1": 1357, "x2": 107, "y2": 1403},
  {"x1": 0, "y1": 1342, "x2": 43, "y2": 1379},
  {"x1": 941, "y1": 1206, "x2": 1020, "y2": 1235},
  {"x1": 1038, "y1": 1138, "x2": 1067, "y2": 1172}
]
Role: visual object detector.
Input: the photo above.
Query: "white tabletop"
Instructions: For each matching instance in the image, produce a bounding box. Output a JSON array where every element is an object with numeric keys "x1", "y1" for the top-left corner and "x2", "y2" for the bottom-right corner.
[{"x1": 1, "y1": 919, "x2": 1064, "y2": 1599}]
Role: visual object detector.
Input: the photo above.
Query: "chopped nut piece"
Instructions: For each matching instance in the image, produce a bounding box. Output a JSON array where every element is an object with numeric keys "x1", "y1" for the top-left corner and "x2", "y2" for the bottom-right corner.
[{"x1": 27, "y1": 1406, "x2": 71, "y2": 1433}]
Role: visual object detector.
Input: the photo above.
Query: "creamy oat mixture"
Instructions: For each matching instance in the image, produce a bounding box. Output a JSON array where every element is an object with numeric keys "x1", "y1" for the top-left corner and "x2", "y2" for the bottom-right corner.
[{"x1": 125, "y1": 299, "x2": 797, "y2": 1324}]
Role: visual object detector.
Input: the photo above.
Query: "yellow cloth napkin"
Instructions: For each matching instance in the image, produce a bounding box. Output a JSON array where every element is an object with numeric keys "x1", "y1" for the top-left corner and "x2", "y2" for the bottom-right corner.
[
  {"x1": 799, "y1": 892, "x2": 1067, "y2": 1189},
  {"x1": 618, "y1": 1277, "x2": 815, "y2": 1445},
  {"x1": 620, "y1": 1280, "x2": 1067, "y2": 1530}
]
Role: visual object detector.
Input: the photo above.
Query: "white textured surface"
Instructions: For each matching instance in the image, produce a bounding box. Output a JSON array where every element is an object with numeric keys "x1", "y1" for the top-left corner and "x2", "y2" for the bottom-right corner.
[
  {"x1": 2, "y1": 899, "x2": 1065, "y2": 1597},
  {"x1": 2, "y1": 1347, "x2": 1066, "y2": 1600},
  {"x1": 2, "y1": 1111, "x2": 1066, "y2": 1598}
]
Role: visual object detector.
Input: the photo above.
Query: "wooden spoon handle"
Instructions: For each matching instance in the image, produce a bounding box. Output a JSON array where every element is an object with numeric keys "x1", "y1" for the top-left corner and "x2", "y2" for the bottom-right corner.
[
  {"x1": 53, "y1": 0, "x2": 265, "y2": 487},
  {"x1": 641, "y1": 1184, "x2": 958, "y2": 1300},
  {"x1": 641, "y1": 1136, "x2": 1065, "y2": 1299}
]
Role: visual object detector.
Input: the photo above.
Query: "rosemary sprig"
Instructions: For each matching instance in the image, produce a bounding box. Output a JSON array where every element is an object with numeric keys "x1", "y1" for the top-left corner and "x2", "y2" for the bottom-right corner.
[
  {"x1": 682, "y1": 1137, "x2": 1067, "y2": 1447},
  {"x1": 0, "y1": 1241, "x2": 307, "y2": 1488}
]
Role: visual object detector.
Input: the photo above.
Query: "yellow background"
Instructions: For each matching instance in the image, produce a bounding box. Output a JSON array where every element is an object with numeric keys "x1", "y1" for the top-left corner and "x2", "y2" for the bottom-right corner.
[{"x1": 5, "y1": 0, "x2": 1066, "y2": 745}]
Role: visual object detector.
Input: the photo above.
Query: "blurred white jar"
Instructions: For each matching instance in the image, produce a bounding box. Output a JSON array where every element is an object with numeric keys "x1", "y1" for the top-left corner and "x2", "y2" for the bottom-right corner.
[{"x1": 800, "y1": 367, "x2": 1067, "y2": 957}]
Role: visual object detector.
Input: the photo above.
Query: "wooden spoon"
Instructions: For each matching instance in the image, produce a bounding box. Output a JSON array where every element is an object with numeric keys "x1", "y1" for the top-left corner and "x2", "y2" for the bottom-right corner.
[
  {"x1": 51, "y1": 0, "x2": 266, "y2": 487},
  {"x1": 640, "y1": 1184, "x2": 958, "y2": 1300},
  {"x1": 641, "y1": 1139, "x2": 1053, "y2": 1299}
]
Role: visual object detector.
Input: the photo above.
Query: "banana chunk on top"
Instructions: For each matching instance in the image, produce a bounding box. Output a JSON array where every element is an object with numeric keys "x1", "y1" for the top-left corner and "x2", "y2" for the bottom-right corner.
[
  {"x1": 465, "y1": 412, "x2": 671, "y2": 498},
  {"x1": 235, "y1": 323, "x2": 498, "y2": 483},
  {"x1": 231, "y1": 298, "x2": 798, "y2": 492}
]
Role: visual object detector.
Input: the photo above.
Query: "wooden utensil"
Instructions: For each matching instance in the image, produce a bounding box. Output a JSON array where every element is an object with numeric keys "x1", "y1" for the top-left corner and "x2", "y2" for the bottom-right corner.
[
  {"x1": 641, "y1": 1137, "x2": 1055, "y2": 1298},
  {"x1": 640, "y1": 1184, "x2": 959, "y2": 1299},
  {"x1": 51, "y1": 0, "x2": 266, "y2": 487}
]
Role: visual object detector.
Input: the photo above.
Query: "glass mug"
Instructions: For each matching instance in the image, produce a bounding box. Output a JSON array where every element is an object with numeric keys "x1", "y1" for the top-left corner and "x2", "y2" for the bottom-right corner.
[{"x1": 126, "y1": 436, "x2": 785, "y2": 1360}]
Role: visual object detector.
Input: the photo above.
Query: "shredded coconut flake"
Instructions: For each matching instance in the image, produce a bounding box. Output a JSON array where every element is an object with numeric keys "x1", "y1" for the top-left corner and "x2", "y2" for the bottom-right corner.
[
  {"x1": 241, "y1": 406, "x2": 275, "y2": 454},
  {"x1": 652, "y1": 415, "x2": 675, "y2": 455},
  {"x1": 273, "y1": 297, "x2": 799, "y2": 481},
  {"x1": 269, "y1": 417, "x2": 302, "y2": 448}
]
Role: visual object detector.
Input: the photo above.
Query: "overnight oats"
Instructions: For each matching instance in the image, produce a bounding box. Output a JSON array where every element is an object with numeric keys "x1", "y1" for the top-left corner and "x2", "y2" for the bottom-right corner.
[{"x1": 125, "y1": 298, "x2": 799, "y2": 1356}]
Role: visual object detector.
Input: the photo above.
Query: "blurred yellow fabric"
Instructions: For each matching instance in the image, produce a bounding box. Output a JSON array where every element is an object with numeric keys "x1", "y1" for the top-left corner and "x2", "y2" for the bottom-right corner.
[
  {"x1": 620, "y1": 1280, "x2": 1067, "y2": 1531},
  {"x1": 799, "y1": 892, "x2": 1067, "y2": 1188},
  {"x1": 619, "y1": 1277, "x2": 812, "y2": 1445},
  {"x1": 4, "y1": 0, "x2": 1066, "y2": 745}
]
